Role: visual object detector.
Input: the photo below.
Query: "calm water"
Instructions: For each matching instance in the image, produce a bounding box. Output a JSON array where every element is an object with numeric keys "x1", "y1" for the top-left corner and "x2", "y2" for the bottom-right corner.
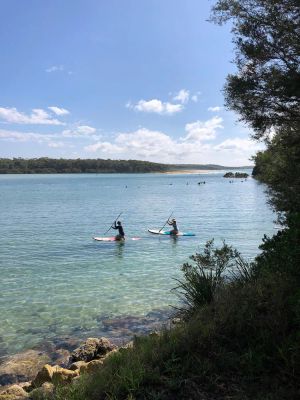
[{"x1": 0, "y1": 172, "x2": 276, "y2": 357}]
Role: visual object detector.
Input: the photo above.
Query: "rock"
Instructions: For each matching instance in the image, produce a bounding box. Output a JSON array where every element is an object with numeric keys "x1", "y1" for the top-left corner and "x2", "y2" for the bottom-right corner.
[
  {"x1": 79, "y1": 364, "x2": 88, "y2": 374},
  {"x1": 51, "y1": 368, "x2": 78, "y2": 386},
  {"x1": 0, "y1": 351, "x2": 50, "y2": 386},
  {"x1": 17, "y1": 384, "x2": 31, "y2": 394},
  {"x1": 31, "y1": 364, "x2": 78, "y2": 388},
  {"x1": 31, "y1": 365, "x2": 53, "y2": 388},
  {"x1": 235, "y1": 172, "x2": 249, "y2": 178},
  {"x1": 123, "y1": 341, "x2": 134, "y2": 349},
  {"x1": 50, "y1": 348, "x2": 70, "y2": 367},
  {"x1": 70, "y1": 337, "x2": 116, "y2": 363},
  {"x1": 86, "y1": 360, "x2": 104, "y2": 373},
  {"x1": 223, "y1": 172, "x2": 234, "y2": 178},
  {"x1": 0, "y1": 385, "x2": 29, "y2": 399},
  {"x1": 97, "y1": 338, "x2": 116, "y2": 356},
  {"x1": 68, "y1": 361, "x2": 88, "y2": 371},
  {"x1": 224, "y1": 171, "x2": 249, "y2": 178},
  {"x1": 28, "y1": 382, "x2": 54, "y2": 399}
]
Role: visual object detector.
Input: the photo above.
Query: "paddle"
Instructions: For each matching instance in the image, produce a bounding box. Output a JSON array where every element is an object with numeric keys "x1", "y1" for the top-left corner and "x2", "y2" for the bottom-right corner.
[
  {"x1": 104, "y1": 212, "x2": 123, "y2": 235},
  {"x1": 159, "y1": 211, "x2": 173, "y2": 233}
]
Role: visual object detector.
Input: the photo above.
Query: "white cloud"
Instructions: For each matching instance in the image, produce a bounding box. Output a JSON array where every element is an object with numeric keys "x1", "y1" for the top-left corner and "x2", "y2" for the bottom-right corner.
[
  {"x1": 84, "y1": 123, "x2": 220, "y2": 163},
  {"x1": 48, "y1": 141, "x2": 65, "y2": 148},
  {"x1": 0, "y1": 107, "x2": 64, "y2": 125},
  {"x1": 184, "y1": 116, "x2": 223, "y2": 141},
  {"x1": 127, "y1": 99, "x2": 183, "y2": 115},
  {"x1": 85, "y1": 129, "x2": 259, "y2": 165},
  {"x1": 85, "y1": 141, "x2": 123, "y2": 154},
  {"x1": 48, "y1": 106, "x2": 70, "y2": 116},
  {"x1": 83, "y1": 117, "x2": 258, "y2": 165},
  {"x1": 85, "y1": 118, "x2": 224, "y2": 160},
  {"x1": 0, "y1": 129, "x2": 47, "y2": 142},
  {"x1": 62, "y1": 125, "x2": 97, "y2": 137},
  {"x1": 208, "y1": 106, "x2": 222, "y2": 112},
  {"x1": 0, "y1": 129, "x2": 69, "y2": 149},
  {"x1": 85, "y1": 128, "x2": 178, "y2": 158},
  {"x1": 213, "y1": 137, "x2": 265, "y2": 165},
  {"x1": 45, "y1": 65, "x2": 64, "y2": 73},
  {"x1": 215, "y1": 137, "x2": 264, "y2": 153},
  {"x1": 173, "y1": 89, "x2": 190, "y2": 104},
  {"x1": 191, "y1": 91, "x2": 201, "y2": 103}
]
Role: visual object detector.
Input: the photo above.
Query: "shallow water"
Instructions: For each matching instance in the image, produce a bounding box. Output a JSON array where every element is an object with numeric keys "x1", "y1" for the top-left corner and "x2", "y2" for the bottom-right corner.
[{"x1": 0, "y1": 172, "x2": 276, "y2": 357}]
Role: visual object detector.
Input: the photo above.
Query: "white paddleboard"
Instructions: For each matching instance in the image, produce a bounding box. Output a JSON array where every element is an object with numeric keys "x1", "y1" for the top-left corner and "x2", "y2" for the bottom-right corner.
[{"x1": 93, "y1": 237, "x2": 141, "y2": 242}]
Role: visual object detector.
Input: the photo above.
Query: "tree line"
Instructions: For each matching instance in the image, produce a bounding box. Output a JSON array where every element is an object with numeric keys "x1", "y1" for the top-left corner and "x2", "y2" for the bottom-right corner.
[
  {"x1": 0, "y1": 158, "x2": 170, "y2": 174},
  {"x1": 0, "y1": 158, "x2": 250, "y2": 174}
]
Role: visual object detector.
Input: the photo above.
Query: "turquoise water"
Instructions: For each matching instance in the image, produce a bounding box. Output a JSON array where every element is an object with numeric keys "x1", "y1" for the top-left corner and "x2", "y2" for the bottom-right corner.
[{"x1": 0, "y1": 172, "x2": 276, "y2": 357}]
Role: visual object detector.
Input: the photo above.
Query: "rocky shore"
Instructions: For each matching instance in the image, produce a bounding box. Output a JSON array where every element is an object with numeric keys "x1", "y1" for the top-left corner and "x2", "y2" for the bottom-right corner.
[
  {"x1": 0, "y1": 337, "x2": 121, "y2": 399},
  {"x1": 0, "y1": 309, "x2": 171, "y2": 399}
]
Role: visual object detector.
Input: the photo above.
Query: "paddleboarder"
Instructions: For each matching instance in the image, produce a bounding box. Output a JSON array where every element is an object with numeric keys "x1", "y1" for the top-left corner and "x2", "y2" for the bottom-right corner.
[
  {"x1": 112, "y1": 220, "x2": 125, "y2": 241},
  {"x1": 167, "y1": 218, "x2": 179, "y2": 235}
]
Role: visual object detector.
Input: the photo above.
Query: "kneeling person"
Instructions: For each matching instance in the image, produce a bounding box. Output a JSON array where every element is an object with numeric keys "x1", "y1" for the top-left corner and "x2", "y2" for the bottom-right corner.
[{"x1": 167, "y1": 218, "x2": 179, "y2": 235}]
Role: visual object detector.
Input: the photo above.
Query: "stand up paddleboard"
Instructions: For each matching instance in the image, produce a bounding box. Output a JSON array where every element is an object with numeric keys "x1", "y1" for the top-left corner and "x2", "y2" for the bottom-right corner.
[
  {"x1": 93, "y1": 237, "x2": 141, "y2": 242},
  {"x1": 148, "y1": 229, "x2": 195, "y2": 237}
]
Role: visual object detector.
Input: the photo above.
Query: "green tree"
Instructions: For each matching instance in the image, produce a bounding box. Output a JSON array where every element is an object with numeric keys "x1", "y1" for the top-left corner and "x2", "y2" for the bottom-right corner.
[{"x1": 211, "y1": 0, "x2": 300, "y2": 138}]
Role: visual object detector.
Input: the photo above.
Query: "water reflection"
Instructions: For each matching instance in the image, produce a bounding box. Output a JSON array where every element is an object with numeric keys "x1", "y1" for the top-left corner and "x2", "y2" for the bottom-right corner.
[
  {"x1": 170, "y1": 235, "x2": 179, "y2": 248},
  {"x1": 114, "y1": 240, "x2": 125, "y2": 258}
]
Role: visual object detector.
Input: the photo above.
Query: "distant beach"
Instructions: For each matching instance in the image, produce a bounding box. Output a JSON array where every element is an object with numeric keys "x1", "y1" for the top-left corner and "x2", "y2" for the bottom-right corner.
[{"x1": 162, "y1": 169, "x2": 225, "y2": 175}]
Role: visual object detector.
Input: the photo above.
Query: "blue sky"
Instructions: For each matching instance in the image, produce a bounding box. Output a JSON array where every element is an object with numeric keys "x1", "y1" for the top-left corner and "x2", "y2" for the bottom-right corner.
[{"x1": 0, "y1": 0, "x2": 262, "y2": 165}]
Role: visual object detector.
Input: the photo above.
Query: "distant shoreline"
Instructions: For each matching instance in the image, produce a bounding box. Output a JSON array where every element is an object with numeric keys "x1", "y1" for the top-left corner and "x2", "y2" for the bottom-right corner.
[{"x1": 0, "y1": 158, "x2": 253, "y2": 174}]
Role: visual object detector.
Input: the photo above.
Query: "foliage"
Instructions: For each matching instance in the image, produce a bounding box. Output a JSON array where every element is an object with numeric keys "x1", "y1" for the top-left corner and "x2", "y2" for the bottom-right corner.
[
  {"x1": 211, "y1": 0, "x2": 300, "y2": 138},
  {"x1": 252, "y1": 122, "x2": 300, "y2": 217},
  {"x1": 0, "y1": 158, "x2": 169, "y2": 174},
  {"x1": 254, "y1": 214, "x2": 300, "y2": 279},
  {"x1": 174, "y1": 240, "x2": 251, "y2": 317}
]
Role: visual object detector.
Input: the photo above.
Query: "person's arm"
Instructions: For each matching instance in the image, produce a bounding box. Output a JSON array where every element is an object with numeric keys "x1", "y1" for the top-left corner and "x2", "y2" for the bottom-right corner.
[{"x1": 111, "y1": 222, "x2": 117, "y2": 230}]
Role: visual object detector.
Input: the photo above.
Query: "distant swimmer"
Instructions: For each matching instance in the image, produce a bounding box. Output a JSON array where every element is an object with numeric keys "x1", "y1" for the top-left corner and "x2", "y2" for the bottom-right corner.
[
  {"x1": 112, "y1": 221, "x2": 125, "y2": 241},
  {"x1": 167, "y1": 218, "x2": 179, "y2": 235}
]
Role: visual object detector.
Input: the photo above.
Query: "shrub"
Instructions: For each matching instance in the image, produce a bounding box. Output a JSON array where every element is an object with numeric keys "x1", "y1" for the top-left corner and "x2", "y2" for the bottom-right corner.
[{"x1": 173, "y1": 240, "x2": 253, "y2": 318}]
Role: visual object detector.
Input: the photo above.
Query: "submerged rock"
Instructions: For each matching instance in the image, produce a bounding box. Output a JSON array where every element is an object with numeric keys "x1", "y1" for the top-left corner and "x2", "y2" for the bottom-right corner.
[
  {"x1": 70, "y1": 337, "x2": 116, "y2": 363},
  {"x1": 0, "y1": 350, "x2": 50, "y2": 387}
]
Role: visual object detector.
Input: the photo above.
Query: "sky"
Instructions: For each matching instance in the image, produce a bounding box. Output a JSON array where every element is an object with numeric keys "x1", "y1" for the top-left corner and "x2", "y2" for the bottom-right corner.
[{"x1": 0, "y1": 0, "x2": 263, "y2": 166}]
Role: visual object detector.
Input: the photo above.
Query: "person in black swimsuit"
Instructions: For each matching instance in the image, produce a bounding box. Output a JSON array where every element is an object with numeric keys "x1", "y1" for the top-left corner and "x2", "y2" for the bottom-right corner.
[{"x1": 112, "y1": 221, "x2": 125, "y2": 240}]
